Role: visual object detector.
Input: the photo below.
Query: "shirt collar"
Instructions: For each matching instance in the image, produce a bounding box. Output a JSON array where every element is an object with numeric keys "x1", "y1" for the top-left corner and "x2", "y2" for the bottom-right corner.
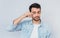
[{"x1": 30, "y1": 20, "x2": 43, "y2": 27}]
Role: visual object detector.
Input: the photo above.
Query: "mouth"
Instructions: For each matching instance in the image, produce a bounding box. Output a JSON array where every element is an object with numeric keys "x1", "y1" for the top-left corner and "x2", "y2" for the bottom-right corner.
[{"x1": 35, "y1": 17, "x2": 40, "y2": 19}]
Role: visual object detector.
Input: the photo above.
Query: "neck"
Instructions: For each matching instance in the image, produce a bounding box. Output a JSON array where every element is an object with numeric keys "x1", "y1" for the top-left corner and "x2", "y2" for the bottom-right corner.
[{"x1": 32, "y1": 19, "x2": 41, "y2": 25}]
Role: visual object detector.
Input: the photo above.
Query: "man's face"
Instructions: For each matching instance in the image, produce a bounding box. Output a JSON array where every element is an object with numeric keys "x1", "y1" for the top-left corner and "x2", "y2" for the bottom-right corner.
[{"x1": 31, "y1": 8, "x2": 41, "y2": 21}]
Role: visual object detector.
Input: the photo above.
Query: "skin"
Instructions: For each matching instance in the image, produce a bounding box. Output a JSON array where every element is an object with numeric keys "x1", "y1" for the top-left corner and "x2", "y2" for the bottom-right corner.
[
  {"x1": 13, "y1": 7, "x2": 41, "y2": 25},
  {"x1": 31, "y1": 8, "x2": 41, "y2": 24}
]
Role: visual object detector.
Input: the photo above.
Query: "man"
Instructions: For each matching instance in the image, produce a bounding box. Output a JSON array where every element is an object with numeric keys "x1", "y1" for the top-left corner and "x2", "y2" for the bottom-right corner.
[{"x1": 10, "y1": 3, "x2": 51, "y2": 38}]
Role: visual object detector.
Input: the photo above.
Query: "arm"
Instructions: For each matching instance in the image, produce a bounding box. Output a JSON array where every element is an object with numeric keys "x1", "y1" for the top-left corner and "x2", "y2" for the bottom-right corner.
[
  {"x1": 13, "y1": 12, "x2": 32, "y2": 25},
  {"x1": 9, "y1": 12, "x2": 32, "y2": 31}
]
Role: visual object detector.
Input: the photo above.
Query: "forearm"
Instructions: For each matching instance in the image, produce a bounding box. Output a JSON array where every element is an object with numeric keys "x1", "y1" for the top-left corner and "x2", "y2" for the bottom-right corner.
[
  {"x1": 13, "y1": 15, "x2": 26, "y2": 25},
  {"x1": 13, "y1": 12, "x2": 31, "y2": 25}
]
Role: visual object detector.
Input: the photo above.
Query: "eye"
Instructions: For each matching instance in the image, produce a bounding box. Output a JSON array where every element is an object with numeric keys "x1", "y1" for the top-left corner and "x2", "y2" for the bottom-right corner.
[
  {"x1": 32, "y1": 12, "x2": 36, "y2": 14},
  {"x1": 38, "y1": 12, "x2": 40, "y2": 14},
  {"x1": 37, "y1": 11, "x2": 40, "y2": 14}
]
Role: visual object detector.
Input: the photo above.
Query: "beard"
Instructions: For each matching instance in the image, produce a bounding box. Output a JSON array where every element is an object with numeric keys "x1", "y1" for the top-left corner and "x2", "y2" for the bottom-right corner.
[{"x1": 33, "y1": 16, "x2": 40, "y2": 21}]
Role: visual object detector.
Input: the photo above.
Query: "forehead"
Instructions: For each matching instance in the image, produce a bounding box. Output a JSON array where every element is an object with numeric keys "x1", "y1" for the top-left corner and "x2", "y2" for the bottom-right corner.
[{"x1": 31, "y1": 8, "x2": 41, "y2": 12}]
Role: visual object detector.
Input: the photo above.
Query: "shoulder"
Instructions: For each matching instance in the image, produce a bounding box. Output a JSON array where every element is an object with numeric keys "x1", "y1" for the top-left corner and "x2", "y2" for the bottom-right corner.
[
  {"x1": 41, "y1": 21, "x2": 52, "y2": 32},
  {"x1": 41, "y1": 21, "x2": 50, "y2": 28}
]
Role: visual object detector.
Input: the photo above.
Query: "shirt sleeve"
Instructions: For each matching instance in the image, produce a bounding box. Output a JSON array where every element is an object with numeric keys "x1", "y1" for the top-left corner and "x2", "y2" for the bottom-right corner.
[
  {"x1": 46, "y1": 29, "x2": 51, "y2": 38},
  {"x1": 8, "y1": 22, "x2": 22, "y2": 32},
  {"x1": 8, "y1": 20, "x2": 28, "y2": 32},
  {"x1": 9, "y1": 21, "x2": 26, "y2": 32},
  {"x1": 46, "y1": 25, "x2": 52, "y2": 38},
  {"x1": 43, "y1": 22, "x2": 52, "y2": 38}
]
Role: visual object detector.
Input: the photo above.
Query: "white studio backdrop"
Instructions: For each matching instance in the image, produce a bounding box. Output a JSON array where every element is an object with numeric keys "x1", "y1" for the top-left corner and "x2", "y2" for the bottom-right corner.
[{"x1": 0, "y1": 0, "x2": 60, "y2": 38}]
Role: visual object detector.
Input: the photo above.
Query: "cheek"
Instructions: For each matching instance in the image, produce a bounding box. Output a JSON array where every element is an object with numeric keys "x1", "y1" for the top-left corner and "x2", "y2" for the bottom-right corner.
[
  {"x1": 38, "y1": 14, "x2": 40, "y2": 16},
  {"x1": 32, "y1": 14, "x2": 36, "y2": 17}
]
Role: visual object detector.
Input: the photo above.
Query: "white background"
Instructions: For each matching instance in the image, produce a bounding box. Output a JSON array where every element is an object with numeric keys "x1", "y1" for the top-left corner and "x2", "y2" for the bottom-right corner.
[{"x1": 0, "y1": 0, "x2": 60, "y2": 38}]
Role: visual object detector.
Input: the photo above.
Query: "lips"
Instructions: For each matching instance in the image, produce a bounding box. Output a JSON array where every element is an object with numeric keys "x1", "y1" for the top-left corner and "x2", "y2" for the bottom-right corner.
[{"x1": 35, "y1": 17, "x2": 40, "y2": 19}]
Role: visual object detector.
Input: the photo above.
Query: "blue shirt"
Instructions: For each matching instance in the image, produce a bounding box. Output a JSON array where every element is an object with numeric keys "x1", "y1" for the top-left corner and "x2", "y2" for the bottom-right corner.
[{"x1": 10, "y1": 20, "x2": 51, "y2": 38}]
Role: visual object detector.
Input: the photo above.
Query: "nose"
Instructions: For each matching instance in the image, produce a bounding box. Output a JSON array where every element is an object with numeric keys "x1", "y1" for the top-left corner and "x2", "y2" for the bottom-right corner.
[{"x1": 35, "y1": 13, "x2": 39, "y2": 16}]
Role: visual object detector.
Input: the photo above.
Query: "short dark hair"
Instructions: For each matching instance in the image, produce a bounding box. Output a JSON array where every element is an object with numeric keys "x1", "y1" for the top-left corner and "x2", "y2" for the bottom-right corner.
[{"x1": 29, "y1": 3, "x2": 41, "y2": 12}]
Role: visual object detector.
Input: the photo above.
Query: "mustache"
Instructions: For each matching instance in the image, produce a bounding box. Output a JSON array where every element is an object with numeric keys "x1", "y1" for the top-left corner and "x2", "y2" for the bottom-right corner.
[{"x1": 34, "y1": 16, "x2": 40, "y2": 18}]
